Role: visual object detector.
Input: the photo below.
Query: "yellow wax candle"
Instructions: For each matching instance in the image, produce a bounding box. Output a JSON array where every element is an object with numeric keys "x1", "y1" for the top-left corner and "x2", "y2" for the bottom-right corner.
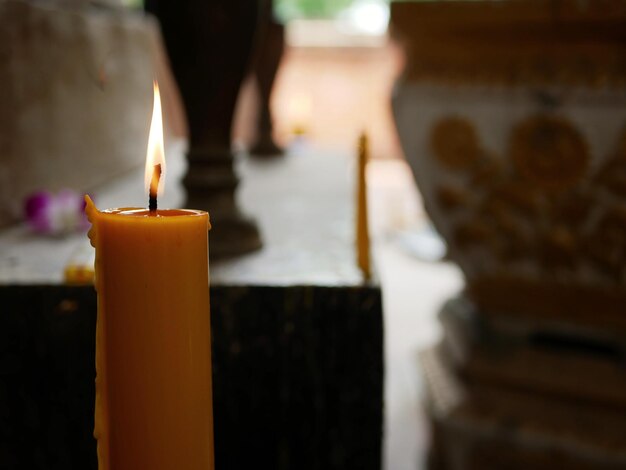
[
  {"x1": 86, "y1": 200, "x2": 214, "y2": 470},
  {"x1": 84, "y1": 82, "x2": 214, "y2": 470},
  {"x1": 356, "y1": 133, "x2": 371, "y2": 280}
]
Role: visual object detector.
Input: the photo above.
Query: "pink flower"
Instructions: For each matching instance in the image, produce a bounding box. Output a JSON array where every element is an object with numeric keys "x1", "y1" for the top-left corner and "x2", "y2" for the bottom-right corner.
[{"x1": 24, "y1": 190, "x2": 92, "y2": 235}]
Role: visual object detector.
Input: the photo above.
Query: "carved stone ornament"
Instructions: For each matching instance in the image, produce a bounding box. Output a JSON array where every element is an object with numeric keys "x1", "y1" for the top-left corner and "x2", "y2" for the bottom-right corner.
[{"x1": 391, "y1": 0, "x2": 626, "y2": 330}]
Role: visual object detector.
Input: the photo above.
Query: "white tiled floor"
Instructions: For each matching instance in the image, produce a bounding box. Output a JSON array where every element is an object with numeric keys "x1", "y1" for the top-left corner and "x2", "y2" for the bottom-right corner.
[
  {"x1": 367, "y1": 159, "x2": 463, "y2": 470},
  {"x1": 377, "y1": 242, "x2": 462, "y2": 470}
]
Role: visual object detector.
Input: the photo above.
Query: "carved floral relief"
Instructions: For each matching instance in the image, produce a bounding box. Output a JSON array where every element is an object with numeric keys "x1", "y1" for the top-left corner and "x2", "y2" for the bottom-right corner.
[{"x1": 431, "y1": 115, "x2": 626, "y2": 283}]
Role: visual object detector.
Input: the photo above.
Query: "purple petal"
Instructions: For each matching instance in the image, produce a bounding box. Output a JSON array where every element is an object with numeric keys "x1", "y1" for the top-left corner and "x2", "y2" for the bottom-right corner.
[{"x1": 25, "y1": 191, "x2": 52, "y2": 233}]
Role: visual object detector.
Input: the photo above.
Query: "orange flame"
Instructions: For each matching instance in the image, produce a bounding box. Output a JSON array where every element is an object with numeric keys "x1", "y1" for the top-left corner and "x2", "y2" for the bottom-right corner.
[{"x1": 145, "y1": 81, "x2": 166, "y2": 196}]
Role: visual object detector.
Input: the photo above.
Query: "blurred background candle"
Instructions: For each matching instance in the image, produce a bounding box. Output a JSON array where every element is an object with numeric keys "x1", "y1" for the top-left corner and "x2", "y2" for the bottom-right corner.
[
  {"x1": 85, "y1": 83, "x2": 214, "y2": 470},
  {"x1": 356, "y1": 132, "x2": 371, "y2": 280}
]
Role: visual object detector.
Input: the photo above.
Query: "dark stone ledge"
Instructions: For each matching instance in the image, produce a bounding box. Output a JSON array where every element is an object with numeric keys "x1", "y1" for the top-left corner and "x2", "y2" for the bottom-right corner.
[{"x1": 0, "y1": 283, "x2": 383, "y2": 470}]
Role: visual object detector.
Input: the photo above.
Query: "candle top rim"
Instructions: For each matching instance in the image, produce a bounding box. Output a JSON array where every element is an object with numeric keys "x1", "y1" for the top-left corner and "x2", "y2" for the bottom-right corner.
[{"x1": 101, "y1": 208, "x2": 208, "y2": 218}]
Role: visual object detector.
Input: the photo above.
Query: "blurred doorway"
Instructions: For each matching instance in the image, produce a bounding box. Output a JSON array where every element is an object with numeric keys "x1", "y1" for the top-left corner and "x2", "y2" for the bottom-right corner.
[{"x1": 234, "y1": 0, "x2": 404, "y2": 159}]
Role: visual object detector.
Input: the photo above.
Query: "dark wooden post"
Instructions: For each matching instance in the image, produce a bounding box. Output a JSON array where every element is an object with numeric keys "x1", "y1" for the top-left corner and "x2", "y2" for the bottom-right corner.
[
  {"x1": 146, "y1": 0, "x2": 263, "y2": 257},
  {"x1": 250, "y1": 7, "x2": 285, "y2": 157}
]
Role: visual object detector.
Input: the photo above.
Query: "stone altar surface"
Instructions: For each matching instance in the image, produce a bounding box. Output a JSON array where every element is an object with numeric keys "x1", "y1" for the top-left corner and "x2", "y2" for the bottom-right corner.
[
  {"x1": 0, "y1": 141, "x2": 365, "y2": 286},
  {"x1": 0, "y1": 143, "x2": 383, "y2": 470}
]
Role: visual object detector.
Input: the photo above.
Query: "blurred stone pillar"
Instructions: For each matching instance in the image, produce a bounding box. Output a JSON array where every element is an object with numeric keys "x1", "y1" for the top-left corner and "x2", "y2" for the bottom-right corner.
[
  {"x1": 146, "y1": 0, "x2": 262, "y2": 257},
  {"x1": 391, "y1": 1, "x2": 626, "y2": 468}
]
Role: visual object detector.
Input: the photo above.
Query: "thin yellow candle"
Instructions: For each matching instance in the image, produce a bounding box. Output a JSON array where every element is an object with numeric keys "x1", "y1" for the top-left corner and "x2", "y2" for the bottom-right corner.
[
  {"x1": 356, "y1": 132, "x2": 371, "y2": 280},
  {"x1": 85, "y1": 82, "x2": 214, "y2": 470}
]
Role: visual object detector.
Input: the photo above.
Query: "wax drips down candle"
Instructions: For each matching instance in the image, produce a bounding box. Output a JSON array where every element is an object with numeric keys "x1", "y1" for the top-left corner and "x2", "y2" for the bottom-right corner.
[{"x1": 85, "y1": 82, "x2": 214, "y2": 470}]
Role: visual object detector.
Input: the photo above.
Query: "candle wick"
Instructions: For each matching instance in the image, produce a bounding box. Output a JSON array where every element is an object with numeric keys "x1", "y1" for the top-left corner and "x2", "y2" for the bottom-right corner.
[{"x1": 149, "y1": 163, "x2": 162, "y2": 213}]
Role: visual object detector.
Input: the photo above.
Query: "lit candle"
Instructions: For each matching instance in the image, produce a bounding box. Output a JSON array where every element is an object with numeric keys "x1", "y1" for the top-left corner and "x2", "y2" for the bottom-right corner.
[
  {"x1": 356, "y1": 132, "x2": 371, "y2": 280},
  {"x1": 85, "y1": 83, "x2": 214, "y2": 470}
]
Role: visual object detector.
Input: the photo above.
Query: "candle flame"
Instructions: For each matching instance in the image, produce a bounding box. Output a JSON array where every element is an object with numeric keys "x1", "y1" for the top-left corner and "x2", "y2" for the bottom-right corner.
[{"x1": 145, "y1": 81, "x2": 166, "y2": 196}]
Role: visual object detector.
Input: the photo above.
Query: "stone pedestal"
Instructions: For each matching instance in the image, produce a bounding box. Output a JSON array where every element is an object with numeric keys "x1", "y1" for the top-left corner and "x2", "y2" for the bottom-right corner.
[
  {"x1": 421, "y1": 297, "x2": 626, "y2": 470},
  {"x1": 390, "y1": 3, "x2": 626, "y2": 466},
  {"x1": 0, "y1": 147, "x2": 383, "y2": 470}
]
